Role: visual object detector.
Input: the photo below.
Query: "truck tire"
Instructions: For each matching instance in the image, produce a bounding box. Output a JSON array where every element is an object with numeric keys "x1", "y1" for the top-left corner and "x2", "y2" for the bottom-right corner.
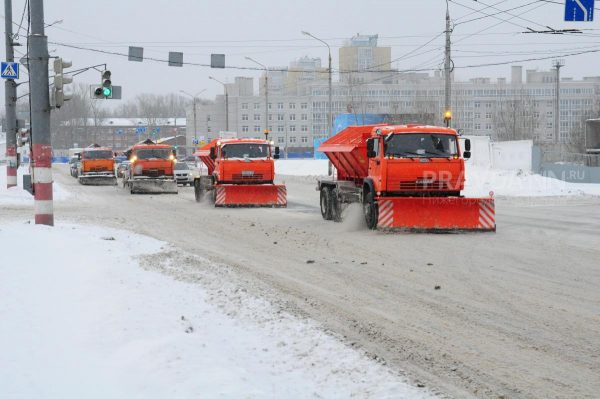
[
  {"x1": 320, "y1": 186, "x2": 332, "y2": 220},
  {"x1": 364, "y1": 191, "x2": 378, "y2": 230},
  {"x1": 331, "y1": 188, "x2": 343, "y2": 223},
  {"x1": 194, "y1": 179, "x2": 204, "y2": 202}
]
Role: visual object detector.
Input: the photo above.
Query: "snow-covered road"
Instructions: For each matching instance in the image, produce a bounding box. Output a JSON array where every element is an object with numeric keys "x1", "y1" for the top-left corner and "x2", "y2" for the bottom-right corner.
[{"x1": 1, "y1": 163, "x2": 600, "y2": 398}]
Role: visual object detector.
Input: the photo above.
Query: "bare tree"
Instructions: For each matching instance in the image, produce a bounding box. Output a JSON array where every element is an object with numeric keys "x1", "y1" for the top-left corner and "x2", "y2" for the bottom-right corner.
[{"x1": 492, "y1": 90, "x2": 539, "y2": 141}]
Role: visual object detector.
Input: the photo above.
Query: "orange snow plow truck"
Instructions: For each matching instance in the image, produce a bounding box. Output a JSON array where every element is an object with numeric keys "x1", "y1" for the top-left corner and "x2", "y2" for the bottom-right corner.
[
  {"x1": 317, "y1": 124, "x2": 495, "y2": 232},
  {"x1": 77, "y1": 144, "x2": 117, "y2": 186},
  {"x1": 194, "y1": 138, "x2": 286, "y2": 207},
  {"x1": 123, "y1": 139, "x2": 178, "y2": 194}
]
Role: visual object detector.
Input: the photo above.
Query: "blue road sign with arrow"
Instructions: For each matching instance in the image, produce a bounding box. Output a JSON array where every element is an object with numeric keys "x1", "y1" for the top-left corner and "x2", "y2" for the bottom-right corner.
[
  {"x1": 565, "y1": 0, "x2": 595, "y2": 21},
  {"x1": 135, "y1": 127, "x2": 147, "y2": 135},
  {"x1": 1, "y1": 62, "x2": 19, "y2": 79}
]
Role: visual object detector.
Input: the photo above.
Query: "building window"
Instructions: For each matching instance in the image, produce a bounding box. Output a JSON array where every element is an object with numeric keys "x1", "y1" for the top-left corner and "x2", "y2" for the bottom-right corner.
[
  {"x1": 301, "y1": 136, "x2": 308, "y2": 143},
  {"x1": 242, "y1": 126, "x2": 249, "y2": 133},
  {"x1": 268, "y1": 103, "x2": 272, "y2": 110},
  {"x1": 241, "y1": 103, "x2": 248, "y2": 110},
  {"x1": 207, "y1": 115, "x2": 211, "y2": 122},
  {"x1": 289, "y1": 103, "x2": 296, "y2": 109},
  {"x1": 277, "y1": 137, "x2": 284, "y2": 143},
  {"x1": 289, "y1": 114, "x2": 296, "y2": 121},
  {"x1": 301, "y1": 125, "x2": 308, "y2": 132},
  {"x1": 301, "y1": 103, "x2": 308, "y2": 109},
  {"x1": 207, "y1": 127, "x2": 212, "y2": 132},
  {"x1": 289, "y1": 125, "x2": 296, "y2": 132},
  {"x1": 474, "y1": 102, "x2": 481, "y2": 108},
  {"x1": 301, "y1": 114, "x2": 308, "y2": 121},
  {"x1": 268, "y1": 114, "x2": 273, "y2": 121},
  {"x1": 277, "y1": 125, "x2": 284, "y2": 132},
  {"x1": 475, "y1": 113, "x2": 481, "y2": 119},
  {"x1": 254, "y1": 114, "x2": 261, "y2": 121},
  {"x1": 254, "y1": 103, "x2": 260, "y2": 109},
  {"x1": 485, "y1": 112, "x2": 492, "y2": 119},
  {"x1": 277, "y1": 102, "x2": 284, "y2": 110},
  {"x1": 242, "y1": 114, "x2": 249, "y2": 121},
  {"x1": 485, "y1": 102, "x2": 492, "y2": 108},
  {"x1": 475, "y1": 123, "x2": 481, "y2": 130},
  {"x1": 289, "y1": 136, "x2": 297, "y2": 143},
  {"x1": 254, "y1": 125, "x2": 261, "y2": 132},
  {"x1": 485, "y1": 123, "x2": 492, "y2": 130},
  {"x1": 277, "y1": 114, "x2": 284, "y2": 121}
]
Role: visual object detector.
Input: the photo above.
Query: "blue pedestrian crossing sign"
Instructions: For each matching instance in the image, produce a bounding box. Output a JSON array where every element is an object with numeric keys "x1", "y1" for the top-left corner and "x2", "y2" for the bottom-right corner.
[
  {"x1": 1, "y1": 62, "x2": 19, "y2": 79},
  {"x1": 565, "y1": 0, "x2": 594, "y2": 21}
]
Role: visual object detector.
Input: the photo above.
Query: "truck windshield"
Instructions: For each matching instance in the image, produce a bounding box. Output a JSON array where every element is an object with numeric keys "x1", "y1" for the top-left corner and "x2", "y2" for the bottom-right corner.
[
  {"x1": 384, "y1": 134, "x2": 458, "y2": 158},
  {"x1": 222, "y1": 144, "x2": 269, "y2": 159},
  {"x1": 136, "y1": 148, "x2": 172, "y2": 160},
  {"x1": 83, "y1": 150, "x2": 113, "y2": 160}
]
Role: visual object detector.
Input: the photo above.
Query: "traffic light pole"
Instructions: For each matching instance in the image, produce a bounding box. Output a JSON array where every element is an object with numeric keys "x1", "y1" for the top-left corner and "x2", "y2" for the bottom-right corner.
[
  {"x1": 4, "y1": 0, "x2": 18, "y2": 188},
  {"x1": 29, "y1": 0, "x2": 53, "y2": 226}
]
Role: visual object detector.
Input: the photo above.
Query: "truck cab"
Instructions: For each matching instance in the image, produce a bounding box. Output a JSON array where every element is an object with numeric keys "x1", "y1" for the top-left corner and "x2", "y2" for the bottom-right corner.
[
  {"x1": 208, "y1": 139, "x2": 279, "y2": 184},
  {"x1": 129, "y1": 144, "x2": 176, "y2": 178},
  {"x1": 79, "y1": 147, "x2": 115, "y2": 175},
  {"x1": 365, "y1": 125, "x2": 470, "y2": 197}
]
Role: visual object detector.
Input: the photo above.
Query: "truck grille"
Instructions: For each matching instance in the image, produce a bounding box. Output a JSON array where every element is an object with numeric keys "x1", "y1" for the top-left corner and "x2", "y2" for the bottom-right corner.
[
  {"x1": 399, "y1": 180, "x2": 449, "y2": 190},
  {"x1": 142, "y1": 169, "x2": 166, "y2": 177},
  {"x1": 90, "y1": 166, "x2": 108, "y2": 172},
  {"x1": 232, "y1": 173, "x2": 264, "y2": 180}
]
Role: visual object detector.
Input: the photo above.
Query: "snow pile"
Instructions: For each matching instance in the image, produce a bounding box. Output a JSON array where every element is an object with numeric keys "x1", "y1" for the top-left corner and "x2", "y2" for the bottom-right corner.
[
  {"x1": 464, "y1": 166, "x2": 600, "y2": 197},
  {"x1": 0, "y1": 165, "x2": 70, "y2": 205},
  {"x1": 0, "y1": 222, "x2": 432, "y2": 399},
  {"x1": 275, "y1": 159, "x2": 600, "y2": 197}
]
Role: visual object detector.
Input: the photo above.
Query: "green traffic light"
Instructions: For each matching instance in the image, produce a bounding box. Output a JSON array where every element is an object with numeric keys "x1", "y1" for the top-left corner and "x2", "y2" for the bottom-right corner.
[{"x1": 103, "y1": 87, "x2": 112, "y2": 97}]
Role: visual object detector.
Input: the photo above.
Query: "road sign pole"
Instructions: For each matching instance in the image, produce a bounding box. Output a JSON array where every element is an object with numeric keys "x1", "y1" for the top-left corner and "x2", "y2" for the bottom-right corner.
[
  {"x1": 29, "y1": 0, "x2": 53, "y2": 226},
  {"x1": 4, "y1": 0, "x2": 18, "y2": 188}
]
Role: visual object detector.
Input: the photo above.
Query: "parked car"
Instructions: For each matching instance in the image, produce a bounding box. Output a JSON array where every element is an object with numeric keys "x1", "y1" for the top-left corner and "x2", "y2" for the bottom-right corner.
[
  {"x1": 116, "y1": 160, "x2": 131, "y2": 178},
  {"x1": 174, "y1": 162, "x2": 193, "y2": 186},
  {"x1": 69, "y1": 157, "x2": 80, "y2": 178}
]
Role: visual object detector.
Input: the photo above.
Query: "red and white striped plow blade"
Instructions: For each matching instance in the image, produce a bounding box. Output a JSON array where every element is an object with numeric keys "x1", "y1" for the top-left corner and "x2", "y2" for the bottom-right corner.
[
  {"x1": 214, "y1": 184, "x2": 287, "y2": 207},
  {"x1": 376, "y1": 197, "x2": 496, "y2": 232}
]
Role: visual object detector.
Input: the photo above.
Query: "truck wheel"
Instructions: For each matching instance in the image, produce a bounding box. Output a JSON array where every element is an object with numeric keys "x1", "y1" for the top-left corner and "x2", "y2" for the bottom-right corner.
[
  {"x1": 331, "y1": 188, "x2": 343, "y2": 223},
  {"x1": 364, "y1": 191, "x2": 378, "y2": 230},
  {"x1": 320, "y1": 186, "x2": 332, "y2": 220},
  {"x1": 194, "y1": 179, "x2": 204, "y2": 202}
]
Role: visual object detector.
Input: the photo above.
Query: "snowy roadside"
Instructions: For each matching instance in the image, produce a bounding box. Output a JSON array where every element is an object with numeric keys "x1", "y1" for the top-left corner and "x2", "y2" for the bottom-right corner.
[
  {"x1": 0, "y1": 165, "x2": 70, "y2": 205},
  {"x1": 0, "y1": 222, "x2": 434, "y2": 399},
  {"x1": 275, "y1": 159, "x2": 600, "y2": 197}
]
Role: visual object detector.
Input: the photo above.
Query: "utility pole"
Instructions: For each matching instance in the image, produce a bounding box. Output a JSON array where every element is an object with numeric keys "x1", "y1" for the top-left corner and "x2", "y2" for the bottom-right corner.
[
  {"x1": 29, "y1": 0, "x2": 53, "y2": 226},
  {"x1": 553, "y1": 59, "x2": 564, "y2": 145},
  {"x1": 444, "y1": 0, "x2": 453, "y2": 127},
  {"x1": 302, "y1": 31, "x2": 333, "y2": 138},
  {"x1": 245, "y1": 57, "x2": 269, "y2": 139},
  {"x1": 4, "y1": 0, "x2": 18, "y2": 188},
  {"x1": 209, "y1": 77, "x2": 229, "y2": 131}
]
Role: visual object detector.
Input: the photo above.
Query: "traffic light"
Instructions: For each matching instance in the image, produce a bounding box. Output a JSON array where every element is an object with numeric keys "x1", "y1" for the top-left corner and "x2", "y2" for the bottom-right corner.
[
  {"x1": 94, "y1": 70, "x2": 113, "y2": 99},
  {"x1": 53, "y1": 58, "x2": 73, "y2": 108}
]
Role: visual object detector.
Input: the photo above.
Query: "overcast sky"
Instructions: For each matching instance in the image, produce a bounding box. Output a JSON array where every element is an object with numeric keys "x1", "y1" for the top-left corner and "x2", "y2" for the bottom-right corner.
[{"x1": 2, "y1": 0, "x2": 599, "y2": 106}]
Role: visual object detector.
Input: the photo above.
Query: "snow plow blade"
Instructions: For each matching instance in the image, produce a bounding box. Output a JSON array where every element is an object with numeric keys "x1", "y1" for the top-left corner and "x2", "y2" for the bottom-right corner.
[
  {"x1": 376, "y1": 197, "x2": 495, "y2": 232},
  {"x1": 129, "y1": 178, "x2": 178, "y2": 194},
  {"x1": 78, "y1": 175, "x2": 117, "y2": 186},
  {"x1": 214, "y1": 184, "x2": 286, "y2": 207}
]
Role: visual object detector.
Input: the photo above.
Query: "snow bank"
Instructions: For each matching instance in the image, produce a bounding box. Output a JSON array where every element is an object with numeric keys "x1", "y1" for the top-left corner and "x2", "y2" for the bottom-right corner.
[
  {"x1": 275, "y1": 159, "x2": 600, "y2": 197},
  {"x1": 0, "y1": 165, "x2": 70, "y2": 205},
  {"x1": 0, "y1": 222, "x2": 432, "y2": 399}
]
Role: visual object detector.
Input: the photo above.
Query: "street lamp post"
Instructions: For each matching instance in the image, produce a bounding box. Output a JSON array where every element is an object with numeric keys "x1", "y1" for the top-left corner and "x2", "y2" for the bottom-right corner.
[
  {"x1": 302, "y1": 31, "x2": 333, "y2": 139},
  {"x1": 245, "y1": 57, "x2": 269, "y2": 139},
  {"x1": 209, "y1": 76, "x2": 229, "y2": 131},
  {"x1": 180, "y1": 89, "x2": 206, "y2": 146}
]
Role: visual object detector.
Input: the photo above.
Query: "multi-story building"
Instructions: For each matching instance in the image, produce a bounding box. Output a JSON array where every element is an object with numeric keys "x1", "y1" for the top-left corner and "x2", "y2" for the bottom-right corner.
[{"x1": 186, "y1": 36, "x2": 600, "y2": 155}]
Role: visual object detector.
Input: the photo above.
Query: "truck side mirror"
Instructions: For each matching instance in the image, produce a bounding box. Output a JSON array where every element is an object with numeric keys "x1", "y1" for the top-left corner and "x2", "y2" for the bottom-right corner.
[
  {"x1": 366, "y1": 139, "x2": 376, "y2": 158},
  {"x1": 463, "y1": 151, "x2": 471, "y2": 159},
  {"x1": 77, "y1": 153, "x2": 81, "y2": 160},
  {"x1": 274, "y1": 146, "x2": 280, "y2": 160},
  {"x1": 464, "y1": 139, "x2": 471, "y2": 152},
  {"x1": 209, "y1": 147, "x2": 216, "y2": 160}
]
